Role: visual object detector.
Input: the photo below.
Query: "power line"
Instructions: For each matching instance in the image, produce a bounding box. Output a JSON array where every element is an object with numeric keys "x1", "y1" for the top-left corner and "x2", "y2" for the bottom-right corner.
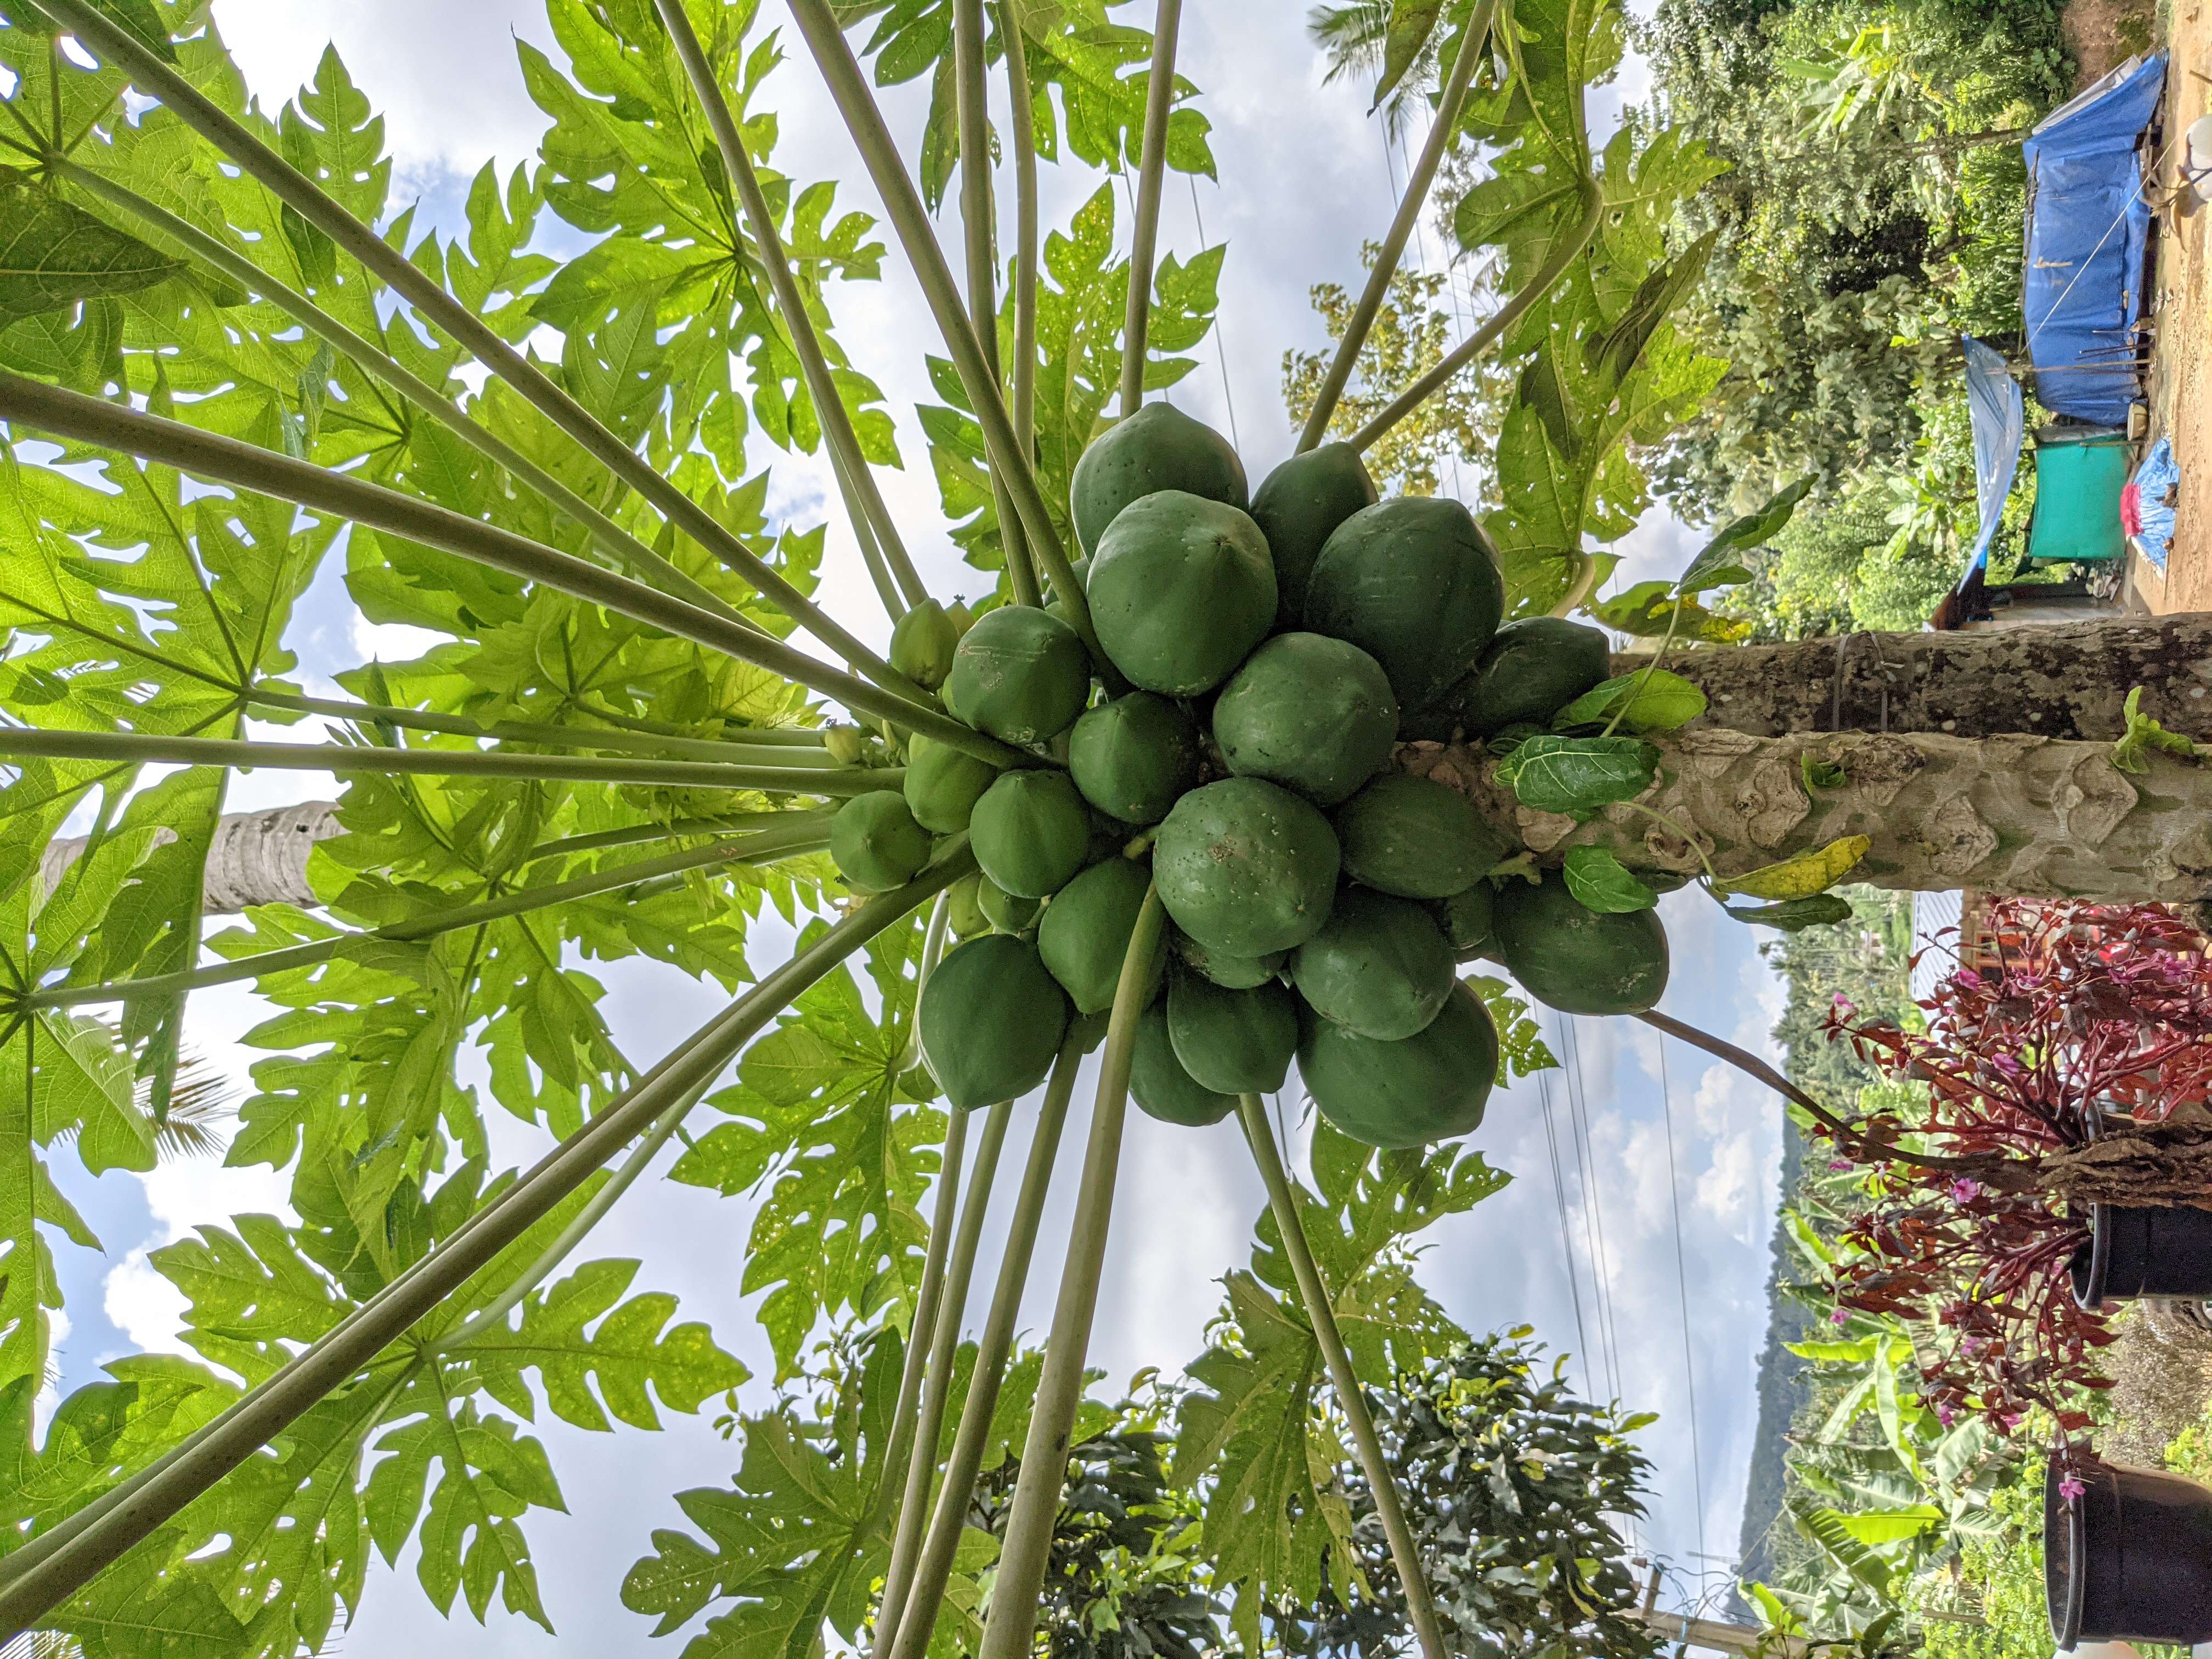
[
  {"x1": 1562, "y1": 1015, "x2": 1624, "y2": 1404},
  {"x1": 1184, "y1": 172, "x2": 1241, "y2": 453},
  {"x1": 1657, "y1": 1029, "x2": 1711, "y2": 1569},
  {"x1": 1535, "y1": 1065, "x2": 1595, "y2": 1398}
]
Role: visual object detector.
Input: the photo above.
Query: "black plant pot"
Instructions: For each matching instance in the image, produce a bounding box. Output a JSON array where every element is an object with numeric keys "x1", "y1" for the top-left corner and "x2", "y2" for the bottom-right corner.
[
  {"x1": 2069, "y1": 1203, "x2": 2212, "y2": 1309},
  {"x1": 2047, "y1": 1455, "x2": 2212, "y2": 1647}
]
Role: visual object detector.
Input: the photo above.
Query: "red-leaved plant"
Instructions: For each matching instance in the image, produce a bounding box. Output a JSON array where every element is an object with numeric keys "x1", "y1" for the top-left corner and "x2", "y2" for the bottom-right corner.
[{"x1": 1819, "y1": 901, "x2": 2212, "y2": 1431}]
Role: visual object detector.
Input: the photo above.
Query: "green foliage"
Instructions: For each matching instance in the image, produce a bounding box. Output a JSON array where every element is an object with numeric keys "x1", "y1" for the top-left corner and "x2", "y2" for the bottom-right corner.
[
  {"x1": 1640, "y1": 0, "x2": 2070, "y2": 526},
  {"x1": 917, "y1": 182, "x2": 1224, "y2": 586},
  {"x1": 1174, "y1": 1119, "x2": 1504, "y2": 1643},
  {"x1": 624, "y1": 1324, "x2": 903, "y2": 1659},
  {"x1": 1282, "y1": 1330, "x2": 1664, "y2": 1659}
]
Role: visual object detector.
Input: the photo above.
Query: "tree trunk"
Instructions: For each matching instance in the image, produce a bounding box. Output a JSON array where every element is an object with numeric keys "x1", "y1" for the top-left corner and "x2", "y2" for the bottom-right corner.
[
  {"x1": 2033, "y1": 1107, "x2": 2212, "y2": 1210},
  {"x1": 1424, "y1": 726, "x2": 2212, "y2": 900},
  {"x1": 40, "y1": 802, "x2": 340, "y2": 914},
  {"x1": 1643, "y1": 616, "x2": 2212, "y2": 743}
]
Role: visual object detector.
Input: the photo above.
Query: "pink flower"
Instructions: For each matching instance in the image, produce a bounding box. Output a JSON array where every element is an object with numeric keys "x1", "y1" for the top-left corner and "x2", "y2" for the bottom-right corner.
[
  {"x1": 1831, "y1": 994, "x2": 1858, "y2": 1019},
  {"x1": 1950, "y1": 1178, "x2": 1980, "y2": 1203},
  {"x1": 1830, "y1": 1308, "x2": 1849, "y2": 1326},
  {"x1": 2059, "y1": 1475, "x2": 2086, "y2": 1502},
  {"x1": 2000, "y1": 1412, "x2": 2024, "y2": 1431},
  {"x1": 1955, "y1": 968, "x2": 1983, "y2": 988},
  {"x1": 1829, "y1": 1159, "x2": 1854, "y2": 1172},
  {"x1": 1937, "y1": 1404, "x2": 1956, "y2": 1427},
  {"x1": 1962, "y1": 1336, "x2": 1985, "y2": 1357}
]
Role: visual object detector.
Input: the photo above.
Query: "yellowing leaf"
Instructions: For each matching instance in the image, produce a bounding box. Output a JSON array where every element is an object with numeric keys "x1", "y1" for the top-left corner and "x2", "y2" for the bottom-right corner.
[{"x1": 1722, "y1": 835, "x2": 1870, "y2": 901}]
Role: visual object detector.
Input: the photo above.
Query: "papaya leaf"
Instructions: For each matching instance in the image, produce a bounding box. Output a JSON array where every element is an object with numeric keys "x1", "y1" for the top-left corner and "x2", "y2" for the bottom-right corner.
[
  {"x1": 1374, "y1": 0, "x2": 1446, "y2": 108},
  {"x1": 1587, "y1": 579, "x2": 1752, "y2": 642},
  {"x1": 0, "y1": 167, "x2": 183, "y2": 325},
  {"x1": 1561, "y1": 847, "x2": 1657, "y2": 913},
  {"x1": 1720, "y1": 834, "x2": 1870, "y2": 900},
  {"x1": 457, "y1": 1257, "x2": 750, "y2": 1431},
  {"x1": 1494, "y1": 735, "x2": 1657, "y2": 814},
  {"x1": 672, "y1": 924, "x2": 943, "y2": 1379},
  {"x1": 1464, "y1": 974, "x2": 1558, "y2": 1077},
  {"x1": 2113, "y1": 685, "x2": 2202, "y2": 774},
  {"x1": 5, "y1": 0, "x2": 176, "y2": 59},
  {"x1": 1676, "y1": 476, "x2": 1816, "y2": 594},
  {"x1": 621, "y1": 1327, "x2": 906, "y2": 1656},
  {"x1": 1551, "y1": 668, "x2": 1707, "y2": 732},
  {"x1": 1719, "y1": 894, "x2": 1854, "y2": 933},
  {"x1": 1802, "y1": 753, "x2": 1847, "y2": 792}
]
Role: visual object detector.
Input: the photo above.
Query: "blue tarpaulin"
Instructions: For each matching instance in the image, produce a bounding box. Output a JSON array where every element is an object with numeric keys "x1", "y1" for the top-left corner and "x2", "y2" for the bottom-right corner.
[
  {"x1": 2024, "y1": 51, "x2": 2167, "y2": 424},
  {"x1": 1957, "y1": 336, "x2": 2025, "y2": 589}
]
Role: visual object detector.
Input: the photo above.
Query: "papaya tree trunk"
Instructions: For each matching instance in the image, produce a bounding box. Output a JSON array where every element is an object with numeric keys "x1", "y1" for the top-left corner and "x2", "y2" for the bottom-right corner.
[
  {"x1": 1427, "y1": 727, "x2": 2212, "y2": 901},
  {"x1": 1651, "y1": 616, "x2": 2212, "y2": 743}
]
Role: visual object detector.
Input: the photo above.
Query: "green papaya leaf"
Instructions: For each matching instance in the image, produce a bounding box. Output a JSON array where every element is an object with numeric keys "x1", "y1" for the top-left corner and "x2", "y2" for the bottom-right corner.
[
  {"x1": 1720, "y1": 894, "x2": 1855, "y2": 932},
  {"x1": 1677, "y1": 476, "x2": 1816, "y2": 594},
  {"x1": 1587, "y1": 580, "x2": 1752, "y2": 642},
  {"x1": 1494, "y1": 736, "x2": 1658, "y2": 815},
  {"x1": 1561, "y1": 847, "x2": 1657, "y2": 913},
  {"x1": 1801, "y1": 753, "x2": 1847, "y2": 792},
  {"x1": 0, "y1": 168, "x2": 183, "y2": 326},
  {"x1": 2113, "y1": 685, "x2": 2201, "y2": 773},
  {"x1": 1551, "y1": 668, "x2": 1707, "y2": 732},
  {"x1": 7, "y1": 0, "x2": 177, "y2": 61}
]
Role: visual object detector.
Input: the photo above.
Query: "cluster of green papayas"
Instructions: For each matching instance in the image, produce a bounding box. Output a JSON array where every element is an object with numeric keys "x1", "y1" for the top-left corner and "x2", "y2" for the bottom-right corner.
[{"x1": 833, "y1": 403, "x2": 1671, "y2": 1148}]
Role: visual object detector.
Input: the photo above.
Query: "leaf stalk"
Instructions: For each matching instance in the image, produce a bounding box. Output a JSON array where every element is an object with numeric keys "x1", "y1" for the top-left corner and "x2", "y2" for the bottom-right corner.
[
  {"x1": 1235, "y1": 1094, "x2": 1450, "y2": 1659},
  {"x1": 0, "y1": 845, "x2": 977, "y2": 1634},
  {"x1": 650, "y1": 0, "x2": 932, "y2": 615},
  {"x1": 975, "y1": 886, "x2": 1161, "y2": 1659},
  {"x1": 1297, "y1": 0, "x2": 1492, "y2": 452}
]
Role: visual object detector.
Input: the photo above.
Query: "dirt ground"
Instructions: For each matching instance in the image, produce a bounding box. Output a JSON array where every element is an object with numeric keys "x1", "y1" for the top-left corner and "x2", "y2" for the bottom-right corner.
[{"x1": 2127, "y1": 0, "x2": 2212, "y2": 614}]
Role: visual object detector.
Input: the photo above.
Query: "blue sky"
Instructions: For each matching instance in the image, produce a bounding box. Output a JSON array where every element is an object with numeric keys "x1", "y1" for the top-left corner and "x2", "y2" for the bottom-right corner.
[{"x1": 36, "y1": 2, "x2": 1799, "y2": 1650}]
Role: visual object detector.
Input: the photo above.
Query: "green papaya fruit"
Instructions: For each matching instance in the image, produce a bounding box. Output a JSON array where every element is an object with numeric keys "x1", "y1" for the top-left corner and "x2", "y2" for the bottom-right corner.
[
  {"x1": 1068, "y1": 692, "x2": 1204, "y2": 825},
  {"x1": 904, "y1": 733, "x2": 1003, "y2": 833},
  {"x1": 1493, "y1": 874, "x2": 1670, "y2": 1014},
  {"x1": 1154, "y1": 777, "x2": 1340, "y2": 957},
  {"x1": 1173, "y1": 933, "x2": 1289, "y2": 990},
  {"x1": 1212, "y1": 632, "x2": 1398, "y2": 807},
  {"x1": 918, "y1": 933, "x2": 1070, "y2": 1109},
  {"x1": 1167, "y1": 972, "x2": 1296, "y2": 1094},
  {"x1": 943, "y1": 606, "x2": 1092, "y2": 746},
  {"x1": 1435, "y1": 880, "x2": 1497, "y2": 960},
  {"x1": 1130, "y1": 1004, "x2": 1237, "y2": 1127},
  {"x1": 1249, "y1": 442, "x2": 1378, "y2": 627},
  {"x1": 822, "y1": 724, "x2": 870, "y2": 767},
  {"x1": 970, "y1": 769, "x2": 1092, "y2": 899},
  {"x1": 831, "y1": 791, "x2": 931, "y2": 891},
  {"x1": 1070, "y1": 402, "x2": 1249, "y2": 554},
  {"x1": 946, "y1": 872, "x2": 989, "y2": 938},
  {"x1": 1089, "y1": 492, "x2": 1277, "y2": 696},
  {"x1": 979, "y1": 875, "x2": 1041, "y2": 935},
  {"x1": 1404, "y1": 617, "x2": 1614, "y2": 741},
  {"x1": 890, "y1": 597, "x2": 961, "y2": 689},
  {"x1": 1290, "y1": 887, "x2": 1454, "y2": 1040},
  {"x1": 1334, "y1": 772, "x2": 1505, "y2": 899},
  {"x1": 1037, "y1": 856, "x2": 1165, "y2": 1014},
  {"x1": 1298, "y1": 981, "x2": 1498, "y2": 1149},
  {"x1": 1304, "y1": 495, "x2": 1504, "y2": 709}
]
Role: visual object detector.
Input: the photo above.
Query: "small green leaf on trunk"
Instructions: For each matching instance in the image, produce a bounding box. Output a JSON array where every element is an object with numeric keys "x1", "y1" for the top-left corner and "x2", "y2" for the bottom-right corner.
[
  {"x1": 1552, "y1": 669, "x2": 1707, "y2": 733},
  {"x1": 1494, "y1": 736, "x2": 1658, "y2": 815},
  {"x1": 1561, "y1": 847, "x2": 1658, "y2": 913}
]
